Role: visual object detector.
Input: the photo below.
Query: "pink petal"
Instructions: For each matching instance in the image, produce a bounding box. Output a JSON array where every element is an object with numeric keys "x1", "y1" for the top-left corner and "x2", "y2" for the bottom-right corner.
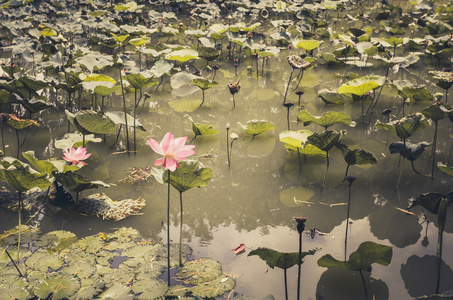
[
  {"x1": 173, "y1": 136, "x2": 189, "y2": 152},
  {"x1": 173, "y1": 149, "x2": 196, "y2": 161},
  {"x1": 160, "y1": 132, "x2": 174, "y2": 154},
  {"x1": 164, "y1": 157, "x2": 178, "y2": 171},
  {"x1": 154, "y1": 157, "x2": 165, "y2": 167},
  {"x1": 148, "y1": 138, "x2": 164, "y2": 155}
]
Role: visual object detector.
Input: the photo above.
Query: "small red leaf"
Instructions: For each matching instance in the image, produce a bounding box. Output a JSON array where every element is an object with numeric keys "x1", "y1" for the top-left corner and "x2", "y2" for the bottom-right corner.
[{"x1": 233, "y1": 243, "x2": 246, "y2": 254}]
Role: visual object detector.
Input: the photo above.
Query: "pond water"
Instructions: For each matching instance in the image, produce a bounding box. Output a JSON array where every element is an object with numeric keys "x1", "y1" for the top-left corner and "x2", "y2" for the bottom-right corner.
[{"x1": 1, "y1": 0, "x2": 453, "y2": 299}]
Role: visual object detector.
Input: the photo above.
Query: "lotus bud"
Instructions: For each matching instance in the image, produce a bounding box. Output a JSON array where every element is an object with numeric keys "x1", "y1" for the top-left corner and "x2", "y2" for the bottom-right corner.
[
  {"x1": 230, "y1": 133, "x2": 238, "y2": 140},
  {"x1": 226, "y1": 122, "x2": 230, "y2": 130},
  {"x1": 345, "y1": 175, "x2": 357, "y2": 186}
]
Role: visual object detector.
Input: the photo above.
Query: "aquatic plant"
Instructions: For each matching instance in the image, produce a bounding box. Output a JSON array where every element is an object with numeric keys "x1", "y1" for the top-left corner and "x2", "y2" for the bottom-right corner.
[
  {"x1": 238, "y1": 120, "x2": 276, "y2": 139},
  {"x1": 318, "y1": 241, "x2": 393, "y2": 300},
  {"x1": 295, "y1": 217, "x2": 307, "y2": 300},
  {"x1": 184, "y1": 114, "x2": 220, "y2": 142},
  {"x1": 162, "y1": 160, "x2": 213, "y2": 266},
  {"x1": 191, "y1": 78, "x2": 218, "y2": 108},
  {"x1": 408, "y1": 191, "x2": 453, "y2": 294},
  {"x1": 249, "y1": 247, "x2": 315, "y2": 300},
  {"x1": 228, "y1": 80, "x2": 241, "y2": 109},
  {"x1": 148, "y1": 132, "x2": 195, "y2": 285},
  {"x1": 297, "y1": 109, "x2": 354, "y2": 130},
  {"x1": 344, "y1": 176, "x2": 357, "y2": 259},
  {"x1": 62, "y1": 146, "x2": 91, "y2": 166},
  {"x1": 335, "y1": 142, "x2": 377, "y2": 182},
  {"x1": 283, "y1": 55, "x2": 311, "y2": 104}
]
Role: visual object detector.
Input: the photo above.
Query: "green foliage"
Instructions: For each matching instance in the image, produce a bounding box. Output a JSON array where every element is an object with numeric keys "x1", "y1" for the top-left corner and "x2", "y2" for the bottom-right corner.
[
  {"x1": 336, "y1": 142, "x2": 377, "y2": 166},
  {"x1": 248, "y1": 248, "x2": 315, "y2": 269},
  {"x1": 297, "y1": 109, "x2": 354, "y2": 129},
  {"x1": 317, "y1": 241, "x2": 393, "y2": 272},
  {"x1": 238, "y1": 120, "x2": 276, "y2": 137},
  {"x1": 163, "y1": 160, "x2": 213, "y2": 193},
  {"x1": 375, "y1": 113, "x2": 431, "y2": 139},
  {"x1": 307, "y1": 130, "x2": 344, "y2": 152},
  {"x1": 190, "y1": 78, "x2": 218, "y2": 90},
  {"x1": 65, "y1": 110, "x2": 116, "y2": 135},
  {"x1": 184, "y1": 114, "x2": 220, "y2": 137},
  {"x1": 279, "y1": 130, "x2": 326, "y2": 157}
]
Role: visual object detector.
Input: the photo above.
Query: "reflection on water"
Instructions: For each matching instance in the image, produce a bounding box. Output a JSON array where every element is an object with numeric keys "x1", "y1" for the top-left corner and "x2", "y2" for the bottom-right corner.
[{"x1": 2, "y1": 31, "x2": 453, "y2": 300}]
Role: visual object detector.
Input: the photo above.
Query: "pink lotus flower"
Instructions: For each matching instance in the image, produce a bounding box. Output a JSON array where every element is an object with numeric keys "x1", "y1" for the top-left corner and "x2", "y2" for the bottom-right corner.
[
  {"x1": 62, "y1": 146, "x2": 92, "y2": 165},
  {"x1": 148, "y1": 132, "x2": 196, "y2": 171}
]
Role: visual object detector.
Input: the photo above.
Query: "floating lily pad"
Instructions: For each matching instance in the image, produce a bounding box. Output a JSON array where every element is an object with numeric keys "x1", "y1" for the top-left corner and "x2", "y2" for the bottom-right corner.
[
  {"x1": 131, "y1": 278, "x2": 167, "y2": 299},
  {"x1": 26, "y1": 251, "x2": 64, "y2": 272},
  {"x1": 33, "y1": 230, "x2": 78, "y2": 253},
  {"x1": 168, "y1": 98, "x2": 202, "y2": 112},
  {"x1": 280, "y1": 186, "x2": 315, "y2": 207},
  {"x1": 0, "y1": 286, "x2": 29, "y2": 300},
  {"x1": 177, "y1": 258, "x2": 223, "y2": 285}
]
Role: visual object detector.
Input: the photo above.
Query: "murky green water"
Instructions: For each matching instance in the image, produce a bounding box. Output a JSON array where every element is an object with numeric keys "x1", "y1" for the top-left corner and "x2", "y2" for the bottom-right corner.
[{"x1": 1, "y1": 0, "x2": 453, "y2": 298}]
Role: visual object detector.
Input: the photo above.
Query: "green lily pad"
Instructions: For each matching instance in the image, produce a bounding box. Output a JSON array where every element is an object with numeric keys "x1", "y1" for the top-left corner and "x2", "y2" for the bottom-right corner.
[
  {"x1": 177, "y1": 258, "x2": 222, "y2": 285},
  {"x1": 317, "y1": 241, "x2": 392, "y2": 272},
  {"x1": 97, "y1": 283, "x2": 133, "y2": 299},
  {"x1": 129, "y1": 37, "x2": 150, "y2": 47},
  {"x1": 18, "y1": 98, "x2": 53, "y2": 114},
  {"x1": 238, "y1": 120, "x2": 276, "y2": 137},
  {"x1": 34, "y1": 230, "x2": 78, "y2": 253},
  {"x1": 389, "y1": 141, "x2": 431, "y2": 161},
  {"x1": 248, "y1": 248, "x2": 315, "y2": 269},
  {"x1": 54, "y1": 133, "x2": 102, "y2": 149},
  {"x1": 375, "y1": 113, "x2": 431, "y2": 139},
  {"x1": 390, "y1": 80, "x2": 434, "y2": 102},
  {"x1": 280, "y1": 186, "x2": 315, "y2": 207},
  {"x1": 70, "y1": 277, "x2": 104, "y2": 299},
  {"x1": 297, "y1": 109, "x2": 354, "y2": 129},
  {"x1": 0, "y1": 286, "x2": 29, "y2": 300},
  {"x1": 293, "y1": 39, "x2": 322, "y2": 52},
  {"x1": 279, "y1": 130, "x2": 326, "y2": 157},
  {"x1": 336, "y1": 142, "x2": 377, "y2": 166},
  {"x1": 125, "y1": 73, "x2": 158, "y2": 90},
  {"x1": 26, "y1": 251, "x2": 64, "y2": 272},
  {"x1": 188, "y1": 275, "x2": 235, "y2": 298},
  {"x1": 104, "y1": 111, "x2": 146, "y2": 131},
  {"x1": 131, "y1": 278, "x2": 167, "y2": 299},
  {"x1": 66, "y1": 110, "x2": 116, "y2": 135},
  {"x1": 307, "y1": 130, "x2": 344, "y2": 152},
  {"x1": 422, "y1": 103, "x2": 448, "y2": 122},
  {"x1": 6, "y1": 115, "x2": 39, "y2": 130},
  {"x1": 168, "y1": 98, "x2": 202, "y2": 112},
  {"x1": 190, "y1": 78, "x2": 218, "y2": 90},
  {"x1": 165, "y1": 49, "x2": 199, "y2": 63},
  {"x1": 184, "y1": 114, "x2": 220, "y2": 137},
  {"x1": 438, "y1": 162, "x2": 453, "y2": 177},
  {"x1": 22, "y1": 150, "x2": 58, "y2": 177},
  {"x1": 0, "y1": 160, "x2": 50, "y2": 193},
  {"x1": 163, "y1": 160, "x2": 213, "y2": 193},
  {"x1": 318, "y1": 89, "x2": 346, "y2": 105},
  {"x1": 34, "y1": 274, "x2": 80, "y2": 299},
  {"x1": 122, "y1": 244, "x2": 161, "y2": 258},
  {"x1": 53, "y1": 171, "x2": 106, "y2": 194},
  {"x1": 338, "y1": 77, "x2": 382, "y2": 97}
]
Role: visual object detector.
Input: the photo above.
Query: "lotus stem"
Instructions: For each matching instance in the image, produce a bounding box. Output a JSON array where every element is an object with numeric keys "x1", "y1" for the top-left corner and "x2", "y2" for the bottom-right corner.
[
  {"x1": 189, "y1": 135, "x2": 197, "y2": 143},
  {"x1": 15, "y1": 129, "x2": 20, "y2": 159},
  {"x1": 227, "y1": 128, "x2": 230, "y2": 167},
  {"x1": 297, "y1": 229, "x2": 303, "y2": 300},
  {"x1": 118, "y1": 64, "x2": 130, "y2": 157},
  {"x1": 5, "y1": 249, "x2": 22, "y2": 277},
  {"x1": 19, "y1": 127, "x2": 30, "y2": 147},
  {"x1": 101, "y1": 96, "x2": 105, "y2": 114},
  {"x1": 436, "y1": 228, "x2": 443, "y2": 294},
  {"x1": 411, "y1": 160, "x2": 430, "y2": 177},
  {"x1": 342, "y1": 164, "x2": 350, "y2": 184},
  {"x1": 17, "y1": 191, "x2": 22, "y2": 262},
  {"x1": 82, "y1": 134, "x2": 85, "y2": 148},
  {"x1": 167, "y1": 168, "x2": 171, "y2": 286},
  {"x1": 322, "y1": 151, "x2": 329, "y2": 189},
  {"x1": 112, "y1": 125, "x2": 122, "y2": 148},
  {"x1": 286, "y1": 108, "x2": 290, "y2": 130},
  {"x1": 284, "y1": 268, "x2": 289, "y2": 300},
  {"x1": 293, "y1": 69, "x2": 304, "y2": 91},
  {"x1": 283, "y1": 69, "x2": 295, "y2": 104},
  {"x1": 134, "y1": 89, "x2": 137, "y2": 157},
  {"x1": 261, "y1": 57, "x2": 265, "y2": 77},
  {"x1": 359, "y1": 270, "x2": 369, "y2": 300},
  {"x1": 1, "y1": 123, "x2": 5, "y2": 155},
  {"x1": 431, "y1": 120, "x2": 438, "y2": 183},
  {"x1": 447, "y1": 140, "x2": 453, "y2": 167},
  {"x1": 231, "y1": 94, "x2": 235, "y2": 110},
  {"x1": 345, "y1": 182, "x2": 352, "y2": 260},
  {"x1": 179, "y1": 191, "x2": 183, "y2": 267},
  {"x1": 297, "y1": 149, "x2": 302, "y2": 182},
  {"x1": 445, "y1": 88, "x2": 449, "y2": 104},
  {"x1": 199, "y1": 89, "x2": 205, "y2": 108}
]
